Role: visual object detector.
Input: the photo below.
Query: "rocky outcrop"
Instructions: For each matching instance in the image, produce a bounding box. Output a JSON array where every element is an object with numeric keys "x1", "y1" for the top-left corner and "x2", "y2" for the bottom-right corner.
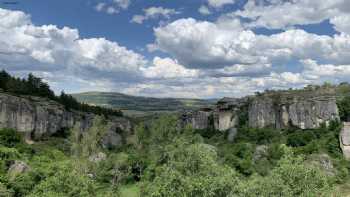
[
  {"x1": 181, "y1": 109, "x2": 212, "y2": 130},
  {"x1": 340, "y1": 122, "x2": 350, "y2": 160},
  {"x1": 248, "y1": 94, "x2": 339, "y2": 129},
  {"x1": 8, "y1": 161, "x2": 30, "y2": 178},
  {"x1": 181, "y1": 90, "x2": 339, "y2": 132},
  {"x1": 180, "y1": 98, "x2": 246, "y2": 133},
  {"x1": 0, "y1": 92, "x2": 131, "y2": 147}
]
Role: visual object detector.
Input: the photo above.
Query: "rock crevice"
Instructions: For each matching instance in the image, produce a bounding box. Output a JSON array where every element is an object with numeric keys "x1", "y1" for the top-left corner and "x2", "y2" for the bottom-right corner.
[{"x1": 0, "y1": 92, "x2": 131, "y2": 148}]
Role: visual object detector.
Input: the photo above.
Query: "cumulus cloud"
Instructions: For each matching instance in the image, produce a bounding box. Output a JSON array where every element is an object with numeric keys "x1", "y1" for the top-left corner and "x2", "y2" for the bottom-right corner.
[
  {"x1": 152, "y1": 17, "x2": 350, "y2": 70},
  {"x1": 4, "y1": 3, "x2": 350, "y2": 98},
  {"x1": 131, "y1": 7, "x2": 180, "y2": 24},
  {"x1": 0, "y1": 8, "x2": 146, "y2": 89},
  {"x1": 232, "y1": 0, "x2": 350, "y2": 33},
  {"x1": 142, "y1": 57, "x2": 199, "y2": 79},
  {"x1": 198, "y1": 5, "x2": 211, "y2": 15},
  {"x1": 94, "y1": 0, "x2": 131, "y2": 15},
  {"x1": 208, "y1": 0, "x2": 235, "y2": 8}
]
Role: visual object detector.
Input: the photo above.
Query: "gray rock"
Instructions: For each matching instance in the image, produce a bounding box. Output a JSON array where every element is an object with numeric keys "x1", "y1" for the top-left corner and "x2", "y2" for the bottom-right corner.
[
  {"x1": 8, "y1": 161, "x2": 30, "y2": 178},
  {"x1": 88, "y1": 152, "x2": 107, "y2": 163},
  {"x1": 227, "y1": 128, "x2": 237, "y2": 142},
  {"x1": 180, "y1": 91, "x2": 339, "y2": 139},
  {"x1": 307, "y1": 154, "x2": 335, "y2": 176},
  {"x1": 181, "y1": 109, "x2": 212, "y2": 130},
  {"x1": 340, "y1": 122, "x2": 350, "y2": 160},
  {"x1": 0, "y1": 92, "x2": 132, "y2": 146},
  {"x1": 248, "y1": 94, "x2": 339, "y2": 129},
  {"x1": 253, "y1": 145, "x2": 268, "y2": 162}
]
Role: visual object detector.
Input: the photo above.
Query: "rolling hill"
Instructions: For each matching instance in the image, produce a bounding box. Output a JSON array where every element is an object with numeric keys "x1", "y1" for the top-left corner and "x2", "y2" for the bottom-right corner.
[{"x1": 72, "y1": 92, "x2": 217, "y2": 116}]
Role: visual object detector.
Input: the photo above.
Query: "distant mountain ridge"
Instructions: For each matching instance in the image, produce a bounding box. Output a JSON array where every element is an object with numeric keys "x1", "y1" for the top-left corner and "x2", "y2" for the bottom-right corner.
[{"x1": 72, "y1": 92, "x2": 217, "y2": 114}]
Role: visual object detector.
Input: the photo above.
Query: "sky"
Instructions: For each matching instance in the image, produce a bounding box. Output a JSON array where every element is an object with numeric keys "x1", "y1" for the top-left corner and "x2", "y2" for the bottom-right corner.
[{"x1": 1, "y1": 0, "x2": 350, "y2": 98}]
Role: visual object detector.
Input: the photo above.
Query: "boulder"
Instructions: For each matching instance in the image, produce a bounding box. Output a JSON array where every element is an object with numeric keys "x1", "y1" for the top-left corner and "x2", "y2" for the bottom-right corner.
[
  {"x1": 88, "y1": 152, "x2": 107, "y2": 163},
  {"x1": 307, "y1": 154, "x2": 335, "y2": 176},
  {"x1": 340, "y1": 122, "x2": 350, "y2": 160},
  {"x1": 8, "y1": 161, "x2": 30, "y2": 178},
  {"x1": 253, "y1": 145, "x2": 268, "y2": 162},
  {"x1": 227, "y1": 128, "x2": 237, "y2": 142}
]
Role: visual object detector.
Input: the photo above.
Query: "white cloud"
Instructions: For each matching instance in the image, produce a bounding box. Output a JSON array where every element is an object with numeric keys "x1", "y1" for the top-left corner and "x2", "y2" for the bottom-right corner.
[
  {"x1": 232, "y1": 0, "x2": 350, "y2": 33},
  {"x1": 131, "y1": 7, "x2": 179, "y2": 24},
  {"x1": 94, "y1": 0, "x2": 131, "y2": 15},
  {"x1": 113, "y1": 0, "x2": 131, "y2": 10},
  {"x1": 198, "y1": 5, "x2": 211, "y2": 15},
  {"x1": 208, "y1": 0, "x2": 235, "y2": 8},
  {"x1": 0, "y1": 8, "x2": 146, "y2": 86},
  {"x1": 142, "y1": 57, "x2": 199, "y2": 79},
  {"x1": 153, "y1": 17, "x2": 350, "y2": 71},
  {"x1": 95, "y1": 3, "x2": 105, "y2": 12},
  {"x1": 302, "y1": 59, "x2": 350, "y2": 79},
  {"x1": 331, "y1": 14, "x2": 350, "y2": 35},
  {"x1": 4, "y1": 5, "x2": 350, "y2": 98}
]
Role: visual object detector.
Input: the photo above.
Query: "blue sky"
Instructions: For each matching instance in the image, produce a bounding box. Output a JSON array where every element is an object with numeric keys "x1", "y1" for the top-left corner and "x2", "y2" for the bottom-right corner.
[{"x1": 1, "y1": 0, "x2": 350, "y2": 98}]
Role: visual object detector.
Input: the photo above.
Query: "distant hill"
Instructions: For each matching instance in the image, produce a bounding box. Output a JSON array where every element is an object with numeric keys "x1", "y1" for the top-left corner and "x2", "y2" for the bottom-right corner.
[{"x1": 72, "y1": 92, "x2": 217, "y2": 116}]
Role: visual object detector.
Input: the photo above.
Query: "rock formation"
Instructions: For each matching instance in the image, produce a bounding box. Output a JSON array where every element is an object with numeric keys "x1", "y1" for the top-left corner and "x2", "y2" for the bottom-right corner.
[
  {"x1": 181, "y1": 90, "x2": 339, "y2": 132},
  {"x1": 0, "y1": 92, "x2": 131, "y2": 147},
  {"x1": 180, "y1": 97, "x2": 246, "y2": 133},
  {"x1": 340, "y1": 122, "x2": 350, "y2": 160},
  {"x1": 248, "y1": 93, "x2": 339, "y2": 129},
  {"x1": 8, "y1": 161, "x2": 30, "y2": 179}
]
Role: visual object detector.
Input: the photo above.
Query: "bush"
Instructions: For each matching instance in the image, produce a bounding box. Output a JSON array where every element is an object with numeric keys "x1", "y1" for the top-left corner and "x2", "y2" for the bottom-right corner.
[
  {"x1": 0, "y1": 182, "x2": 13, "y2": 197},
  {"x1": 287, "y1": 131, "x2": 315, "y2": 147},
  {"x1": 28, "y1": 161, "x2": 98, "y2": 197},
  {"x1": 237, "y1": 146, "x2": 333, "y2": 197},
  {"x1": 236, "y1": 127, "x2": 281, "y2": 145},
  {"x1": 0, "y1": 128, "x2": 22, "y2": 147}
]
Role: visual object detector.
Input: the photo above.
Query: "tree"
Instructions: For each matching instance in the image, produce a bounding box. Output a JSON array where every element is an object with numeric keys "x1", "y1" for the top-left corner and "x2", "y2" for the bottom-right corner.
[
  {"x1": 337, "y1": 96, "x2": 350, "y2": 121},
  {"x1": 28, "y1": 161, "x2": 98, "y2": 197},
  {"x1": 236, "y1": 145, "x2": 332, "y2": 197}
]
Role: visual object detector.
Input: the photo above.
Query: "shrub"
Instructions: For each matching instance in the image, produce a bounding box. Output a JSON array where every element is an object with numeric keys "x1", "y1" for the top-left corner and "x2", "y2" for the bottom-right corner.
[
  {"x1": 28, "y1": 161, "x2": 98, "y2": 197},
  {"x1": 0, "y1": 128, "x2": 22, "y2": 147},
  {"x1": 287, "y1": 131, "x2": 315, "y2": 147}
]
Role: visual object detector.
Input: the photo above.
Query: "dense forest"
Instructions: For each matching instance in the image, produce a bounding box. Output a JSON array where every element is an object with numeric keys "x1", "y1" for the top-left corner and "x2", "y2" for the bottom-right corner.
[
  {"x1": 0, "y1": 70, "x2": 122, "y2": 117},
  {"x1": 0, "y1": 115, "x2": 349, "y2": 196}
]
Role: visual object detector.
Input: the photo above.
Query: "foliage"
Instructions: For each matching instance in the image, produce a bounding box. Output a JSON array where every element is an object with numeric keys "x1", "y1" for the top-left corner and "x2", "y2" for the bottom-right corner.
[
  {"x1": 0, "y1": 182, "x2": 13, "y2": 197},
  {"x1": 237, "y1": 146, "x2": 332, "y2": 197},
  {"x1": 28, "y1": 161, "x2": 98, "y2": 197},
  {"x1": 0, "y1": 114, "x2": 347, "y2": 196},
  {"x1": 338, "y1": 95, "x2": 350, "y2": 121},
  {"x1": 143, "y1": 142, "x2": 239, "y2": 197},
  {"x1": 70, "y1": 116, "x2": 109, "y2": 158},
  {"x1": 0, "y1": 128, "x2": 22, "y2": 148},
  {"x1": 0, "y1": 69, "x2": 122, "y2": 117}
]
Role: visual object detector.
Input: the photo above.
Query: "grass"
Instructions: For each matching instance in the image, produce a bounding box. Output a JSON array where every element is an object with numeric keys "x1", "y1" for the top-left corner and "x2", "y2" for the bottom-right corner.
[
  {"x1": 119, "y1": 184, "x2": 140, "y2": 197},
  {"x1": 334, "y1": 182, "x2": 350, "y2": 197}
]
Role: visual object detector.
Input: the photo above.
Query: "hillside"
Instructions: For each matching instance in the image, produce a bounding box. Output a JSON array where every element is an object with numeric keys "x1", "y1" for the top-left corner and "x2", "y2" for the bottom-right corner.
[{"x1": 72, "y1": 92, "x2": 217, "y2": 115}]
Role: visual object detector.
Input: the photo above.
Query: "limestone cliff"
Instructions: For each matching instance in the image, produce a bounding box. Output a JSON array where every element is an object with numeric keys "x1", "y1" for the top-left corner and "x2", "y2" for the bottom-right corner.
[
  {"x1": 181, "y1": 90, "x2": 339, "y2": 132},
  {"x1": 340, "y1": 122, "x2": 350, "y2": 160},
  {"x1": 0, "y1": 92, "x2": 131, "y2": 148},
  {"x1": 248, "y1": 93, "x2": 339, "y2": 129},
  {"x1": 180, "y1": 97, "x2": 247, "y2": 141}
]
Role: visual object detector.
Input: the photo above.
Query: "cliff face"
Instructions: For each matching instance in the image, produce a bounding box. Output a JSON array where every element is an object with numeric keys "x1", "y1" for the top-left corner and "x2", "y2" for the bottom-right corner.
[
  {"x1": 182, "y1": 91, "x2": 339, "y2": 131},
  {"x1": 180, "y1": 98, "x2": 246, "y2": 132},
  {"x1": 340, "y1": 122, "x2": 350, "y2": 160},
  {"x1": 0, "y1": 92, "x2": 131, "y2": 148},
  {"x1": 248, "y1": 94, "x2": 339, "y2": 129}
]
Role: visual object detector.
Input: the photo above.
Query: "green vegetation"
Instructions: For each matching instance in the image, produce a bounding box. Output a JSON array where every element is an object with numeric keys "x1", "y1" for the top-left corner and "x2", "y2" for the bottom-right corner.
[
  {"x1": 72, "y1": 91, "x2": 216, "y2": 115},
  {"x1": 1, "y1": 87, "x2": 350, "y2": 196},
  {"x1": 0, "y1": 115, "x2": 349, "y2": 196},
  {"x1": 0, "y1": 70, "x2": 122, "y2": 117}
]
